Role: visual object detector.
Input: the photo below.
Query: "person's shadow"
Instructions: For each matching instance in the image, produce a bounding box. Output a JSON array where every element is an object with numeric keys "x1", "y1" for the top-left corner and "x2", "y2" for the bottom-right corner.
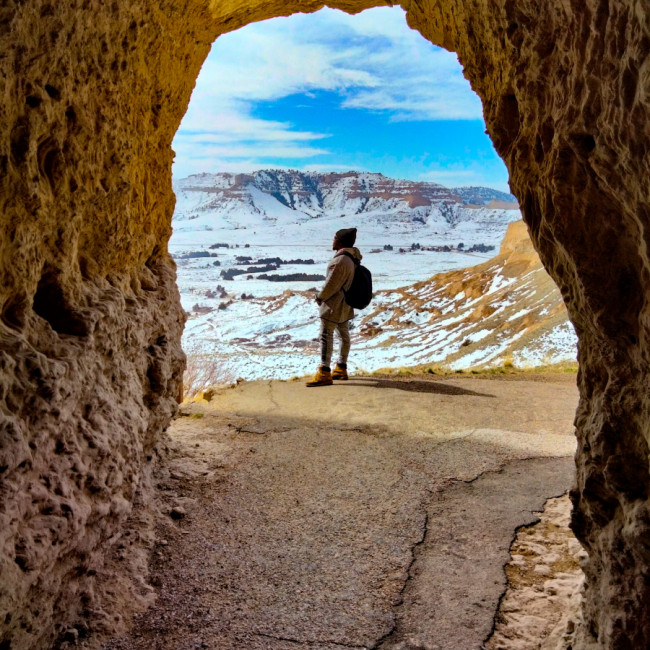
[{"x1": 343, "y1": 377, "x2": 495, "y2": 398}]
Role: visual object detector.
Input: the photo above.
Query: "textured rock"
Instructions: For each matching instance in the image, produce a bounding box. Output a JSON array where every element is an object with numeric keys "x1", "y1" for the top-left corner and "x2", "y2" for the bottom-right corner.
[
  {"x1": 0, "y1": 0, "x2": 648, "y2": 647},
  {"x1": 0, "y1": 1, "x2": 194, "y2": 647}
]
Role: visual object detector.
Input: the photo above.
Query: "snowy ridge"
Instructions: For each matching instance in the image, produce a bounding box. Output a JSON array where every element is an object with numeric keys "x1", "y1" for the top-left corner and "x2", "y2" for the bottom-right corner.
[
  {"x1": 354, "y1": 222, "x2": 576, "y2": 371},
  {"x1": 172, "y1": 170, "x2": 519, "y2": 238}
]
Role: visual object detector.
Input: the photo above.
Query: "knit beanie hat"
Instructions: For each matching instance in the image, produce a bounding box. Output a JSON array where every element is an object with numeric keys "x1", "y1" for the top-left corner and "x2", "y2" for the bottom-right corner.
[{"x1": 335, "y1": 227, "x2": 357, "y2": 247}]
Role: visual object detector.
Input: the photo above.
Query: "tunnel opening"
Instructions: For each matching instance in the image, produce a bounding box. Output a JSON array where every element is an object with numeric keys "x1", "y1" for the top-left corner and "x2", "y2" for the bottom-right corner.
[
  {"x1": 171, "y1": 7, "x2": 567, "y2": 396},
  {"x1": 1, "y1": 1, "x2": 649, "y2": 648},
  {"x1": 161, "y1": 7, "x2": 582, "y2": 650}
]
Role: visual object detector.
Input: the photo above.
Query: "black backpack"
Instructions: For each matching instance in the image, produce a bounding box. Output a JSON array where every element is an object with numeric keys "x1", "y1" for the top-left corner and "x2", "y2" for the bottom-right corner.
[{"x1": 341, "y1": 252, "x2": 373, "y2": 309}]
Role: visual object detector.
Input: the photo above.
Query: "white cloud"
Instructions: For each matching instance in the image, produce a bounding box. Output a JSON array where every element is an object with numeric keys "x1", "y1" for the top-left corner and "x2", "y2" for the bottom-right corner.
[
  {"x1": 302, "y1": 163, "x2": 367, "y2": 173},
  {"x1": 173, "y1": 6, "x2": 485, "y2": 178},
  {"x1": 174, "y1": 142, "x2": 330, "y2": 160},
  {"x1": 178, "y1": 124, "x2": 328, "y2": 145}
]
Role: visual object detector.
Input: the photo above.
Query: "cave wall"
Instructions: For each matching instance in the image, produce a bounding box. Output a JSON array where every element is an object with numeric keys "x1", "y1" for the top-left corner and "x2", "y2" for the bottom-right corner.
[
  {"x1": 0, "y1": 1, "x2": 213, "y2": 646},
  {"x1": 1, "y1": 0, "x2": 648, "y2": 647}
]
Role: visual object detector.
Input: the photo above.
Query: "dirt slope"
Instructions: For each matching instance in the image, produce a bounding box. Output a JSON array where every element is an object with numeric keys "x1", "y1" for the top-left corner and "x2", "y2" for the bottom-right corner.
[
  {"x1": 357, "y1": 221, "x2": 575, "y2": 371},
  {"x1": 104, "y1": 375, "x2": 581, "y2": 650}
]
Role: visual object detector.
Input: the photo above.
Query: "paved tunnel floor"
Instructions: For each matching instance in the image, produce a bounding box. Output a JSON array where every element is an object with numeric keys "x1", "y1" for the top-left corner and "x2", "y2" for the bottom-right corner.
[{"x1": 104, "y1": 374, "x2": 579, "y2": 650}]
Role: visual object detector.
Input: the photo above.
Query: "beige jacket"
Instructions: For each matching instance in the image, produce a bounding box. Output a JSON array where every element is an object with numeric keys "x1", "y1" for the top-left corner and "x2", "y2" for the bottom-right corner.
[{"x1": 317, "y1": 247, "x2": 362, "y2": 323}]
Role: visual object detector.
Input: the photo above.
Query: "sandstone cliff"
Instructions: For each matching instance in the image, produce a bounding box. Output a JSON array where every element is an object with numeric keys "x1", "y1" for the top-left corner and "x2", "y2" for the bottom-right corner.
[{"x1": 358, "y1": 220, "x2": 576, "y2": 371}]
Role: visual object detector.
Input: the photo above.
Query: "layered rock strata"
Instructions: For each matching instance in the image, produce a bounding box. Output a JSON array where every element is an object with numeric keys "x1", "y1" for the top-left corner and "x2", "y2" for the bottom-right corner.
[{"x1": 1, "y1": 0, "x2": 649, "y2": 647}]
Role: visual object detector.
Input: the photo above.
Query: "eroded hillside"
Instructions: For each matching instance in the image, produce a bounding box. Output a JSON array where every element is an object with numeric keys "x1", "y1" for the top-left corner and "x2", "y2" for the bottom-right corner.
[
  {"x1": 173, "y1": 170, "x2": 518, "y2": 228},
  {"x1": 358, "y1": 220, "x2": 576, "y2": 371}
]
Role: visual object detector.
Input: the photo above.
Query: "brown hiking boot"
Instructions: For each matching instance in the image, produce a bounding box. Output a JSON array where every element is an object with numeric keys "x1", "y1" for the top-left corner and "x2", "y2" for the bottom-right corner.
[
  {"x1": 305, "y1": 366, "x2": 333, "y2": 387},
  {"x1": 332, "y1": 364, "x2": 348, "y2": 381}
]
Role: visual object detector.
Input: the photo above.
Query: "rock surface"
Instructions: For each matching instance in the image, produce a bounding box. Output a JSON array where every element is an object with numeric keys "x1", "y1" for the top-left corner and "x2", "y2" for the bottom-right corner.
[
  {"x1": 486, "y1": 494, "x2": 586, "y2": 650},
  {"x1": 356, "y1": 220, "x2": 576, "y2": 370},
  {"x1": 1, "y1": 0, "x2": 649, "y2": 647},
  {"x1": 0, "y1": 2, "x2": 194, "y2": 646}
]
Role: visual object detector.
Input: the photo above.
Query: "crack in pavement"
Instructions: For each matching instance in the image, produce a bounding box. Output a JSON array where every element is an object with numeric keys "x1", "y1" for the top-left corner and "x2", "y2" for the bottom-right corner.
[
  {"x1": 449, "y1": 454, "x2": 573, "y2": 486},
  {"x1": 267, "y1": 380, "x2": 281, "y2": 411},
  {"x1": 371, "y1": 457, "x2": 575, "y2": 650},
  {"x1": 370, "y1": 510, "x2": 431, "y2": 650},
  {"x1": 367, "y1": 465, "x2": 520, "y2": 650}
]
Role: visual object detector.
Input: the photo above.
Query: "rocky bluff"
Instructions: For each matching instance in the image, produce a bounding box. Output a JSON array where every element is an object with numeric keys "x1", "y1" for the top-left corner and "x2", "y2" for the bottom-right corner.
[
  {"x1": 176, "y1": 169, "x2": 517, "y2": 215},
  {"x1": 1, "y1": 1, "x2": 649, "y2": 648}
]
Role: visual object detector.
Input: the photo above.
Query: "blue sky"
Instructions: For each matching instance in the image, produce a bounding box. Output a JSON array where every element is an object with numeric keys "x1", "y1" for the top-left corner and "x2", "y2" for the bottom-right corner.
[{"x1": 172, "y1": 6, "x2": 511, "y2": 192}]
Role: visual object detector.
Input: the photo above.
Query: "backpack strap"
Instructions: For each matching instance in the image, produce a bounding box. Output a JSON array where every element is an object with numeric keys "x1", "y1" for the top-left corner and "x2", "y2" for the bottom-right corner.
[{"x1": 340, "y1": 251, "x2": 360, "y2": 266}]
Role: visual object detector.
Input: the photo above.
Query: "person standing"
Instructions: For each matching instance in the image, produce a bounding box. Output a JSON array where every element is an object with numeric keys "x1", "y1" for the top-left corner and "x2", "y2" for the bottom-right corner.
[{"x1": 306, "y1": 227, "x2": 362, "y2": 387}]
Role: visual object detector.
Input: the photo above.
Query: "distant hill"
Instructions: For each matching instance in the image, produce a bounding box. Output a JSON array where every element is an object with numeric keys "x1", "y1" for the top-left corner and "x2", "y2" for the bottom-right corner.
[
  {"x1": 450, "y1": 185, "x2": 518, "y2": 207},
  {"x1": 356, "y1": 220, "x2": 575, "y2": 370},
  {"x1": 172, "y1": 170, "x2": 520, "y2": 237}
]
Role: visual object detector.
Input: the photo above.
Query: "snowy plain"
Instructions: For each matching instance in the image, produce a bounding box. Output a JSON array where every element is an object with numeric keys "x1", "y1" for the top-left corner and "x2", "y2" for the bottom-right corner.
[{"x1": 171, "y1": 172, "x2": 576, "y2": 384}]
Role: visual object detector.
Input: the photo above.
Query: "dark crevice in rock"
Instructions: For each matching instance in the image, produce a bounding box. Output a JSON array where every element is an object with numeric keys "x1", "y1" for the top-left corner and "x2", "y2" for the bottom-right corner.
[
  {"x1": 36, "y1": 136, "x2": 64, "y2": 189},
  {"x1": 44, "y1": 84, "x2": 61, "y2": 100},
  {"x1": 9, "y1": 118, "x2": 30, "y2": 165},
  {"x1": 32, "y1": 265, "x2": 89, "y2": 336}
]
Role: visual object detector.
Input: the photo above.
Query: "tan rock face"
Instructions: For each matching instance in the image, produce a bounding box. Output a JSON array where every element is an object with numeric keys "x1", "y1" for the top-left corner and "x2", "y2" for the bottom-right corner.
[
  {"x1": 0, "y1": 0, "x2": 648, "y2": 647},
  {"x1": 0, "y1": 1, "x2": 199, "y2": 646}
]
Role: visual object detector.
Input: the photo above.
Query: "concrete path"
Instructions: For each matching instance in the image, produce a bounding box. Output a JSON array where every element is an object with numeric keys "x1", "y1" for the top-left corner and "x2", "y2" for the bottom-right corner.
[{"x1": 105, "y1": 375, "x2": 578, "y2": 650}]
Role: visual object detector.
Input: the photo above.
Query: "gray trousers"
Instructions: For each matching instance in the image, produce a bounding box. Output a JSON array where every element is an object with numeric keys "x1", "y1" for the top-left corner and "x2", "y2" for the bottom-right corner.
[{"x1": 320, "y1": 319, "x2": 351, "y2": 368}]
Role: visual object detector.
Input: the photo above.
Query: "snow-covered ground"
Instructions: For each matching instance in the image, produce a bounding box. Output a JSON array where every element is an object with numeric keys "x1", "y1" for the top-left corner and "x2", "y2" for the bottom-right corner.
[
  {"x1": 171, "y1": 171, "x2": 577, "y2": 385},
  {"x1": 173, "y1": 243, "x2": 500, "y2": 303}
]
